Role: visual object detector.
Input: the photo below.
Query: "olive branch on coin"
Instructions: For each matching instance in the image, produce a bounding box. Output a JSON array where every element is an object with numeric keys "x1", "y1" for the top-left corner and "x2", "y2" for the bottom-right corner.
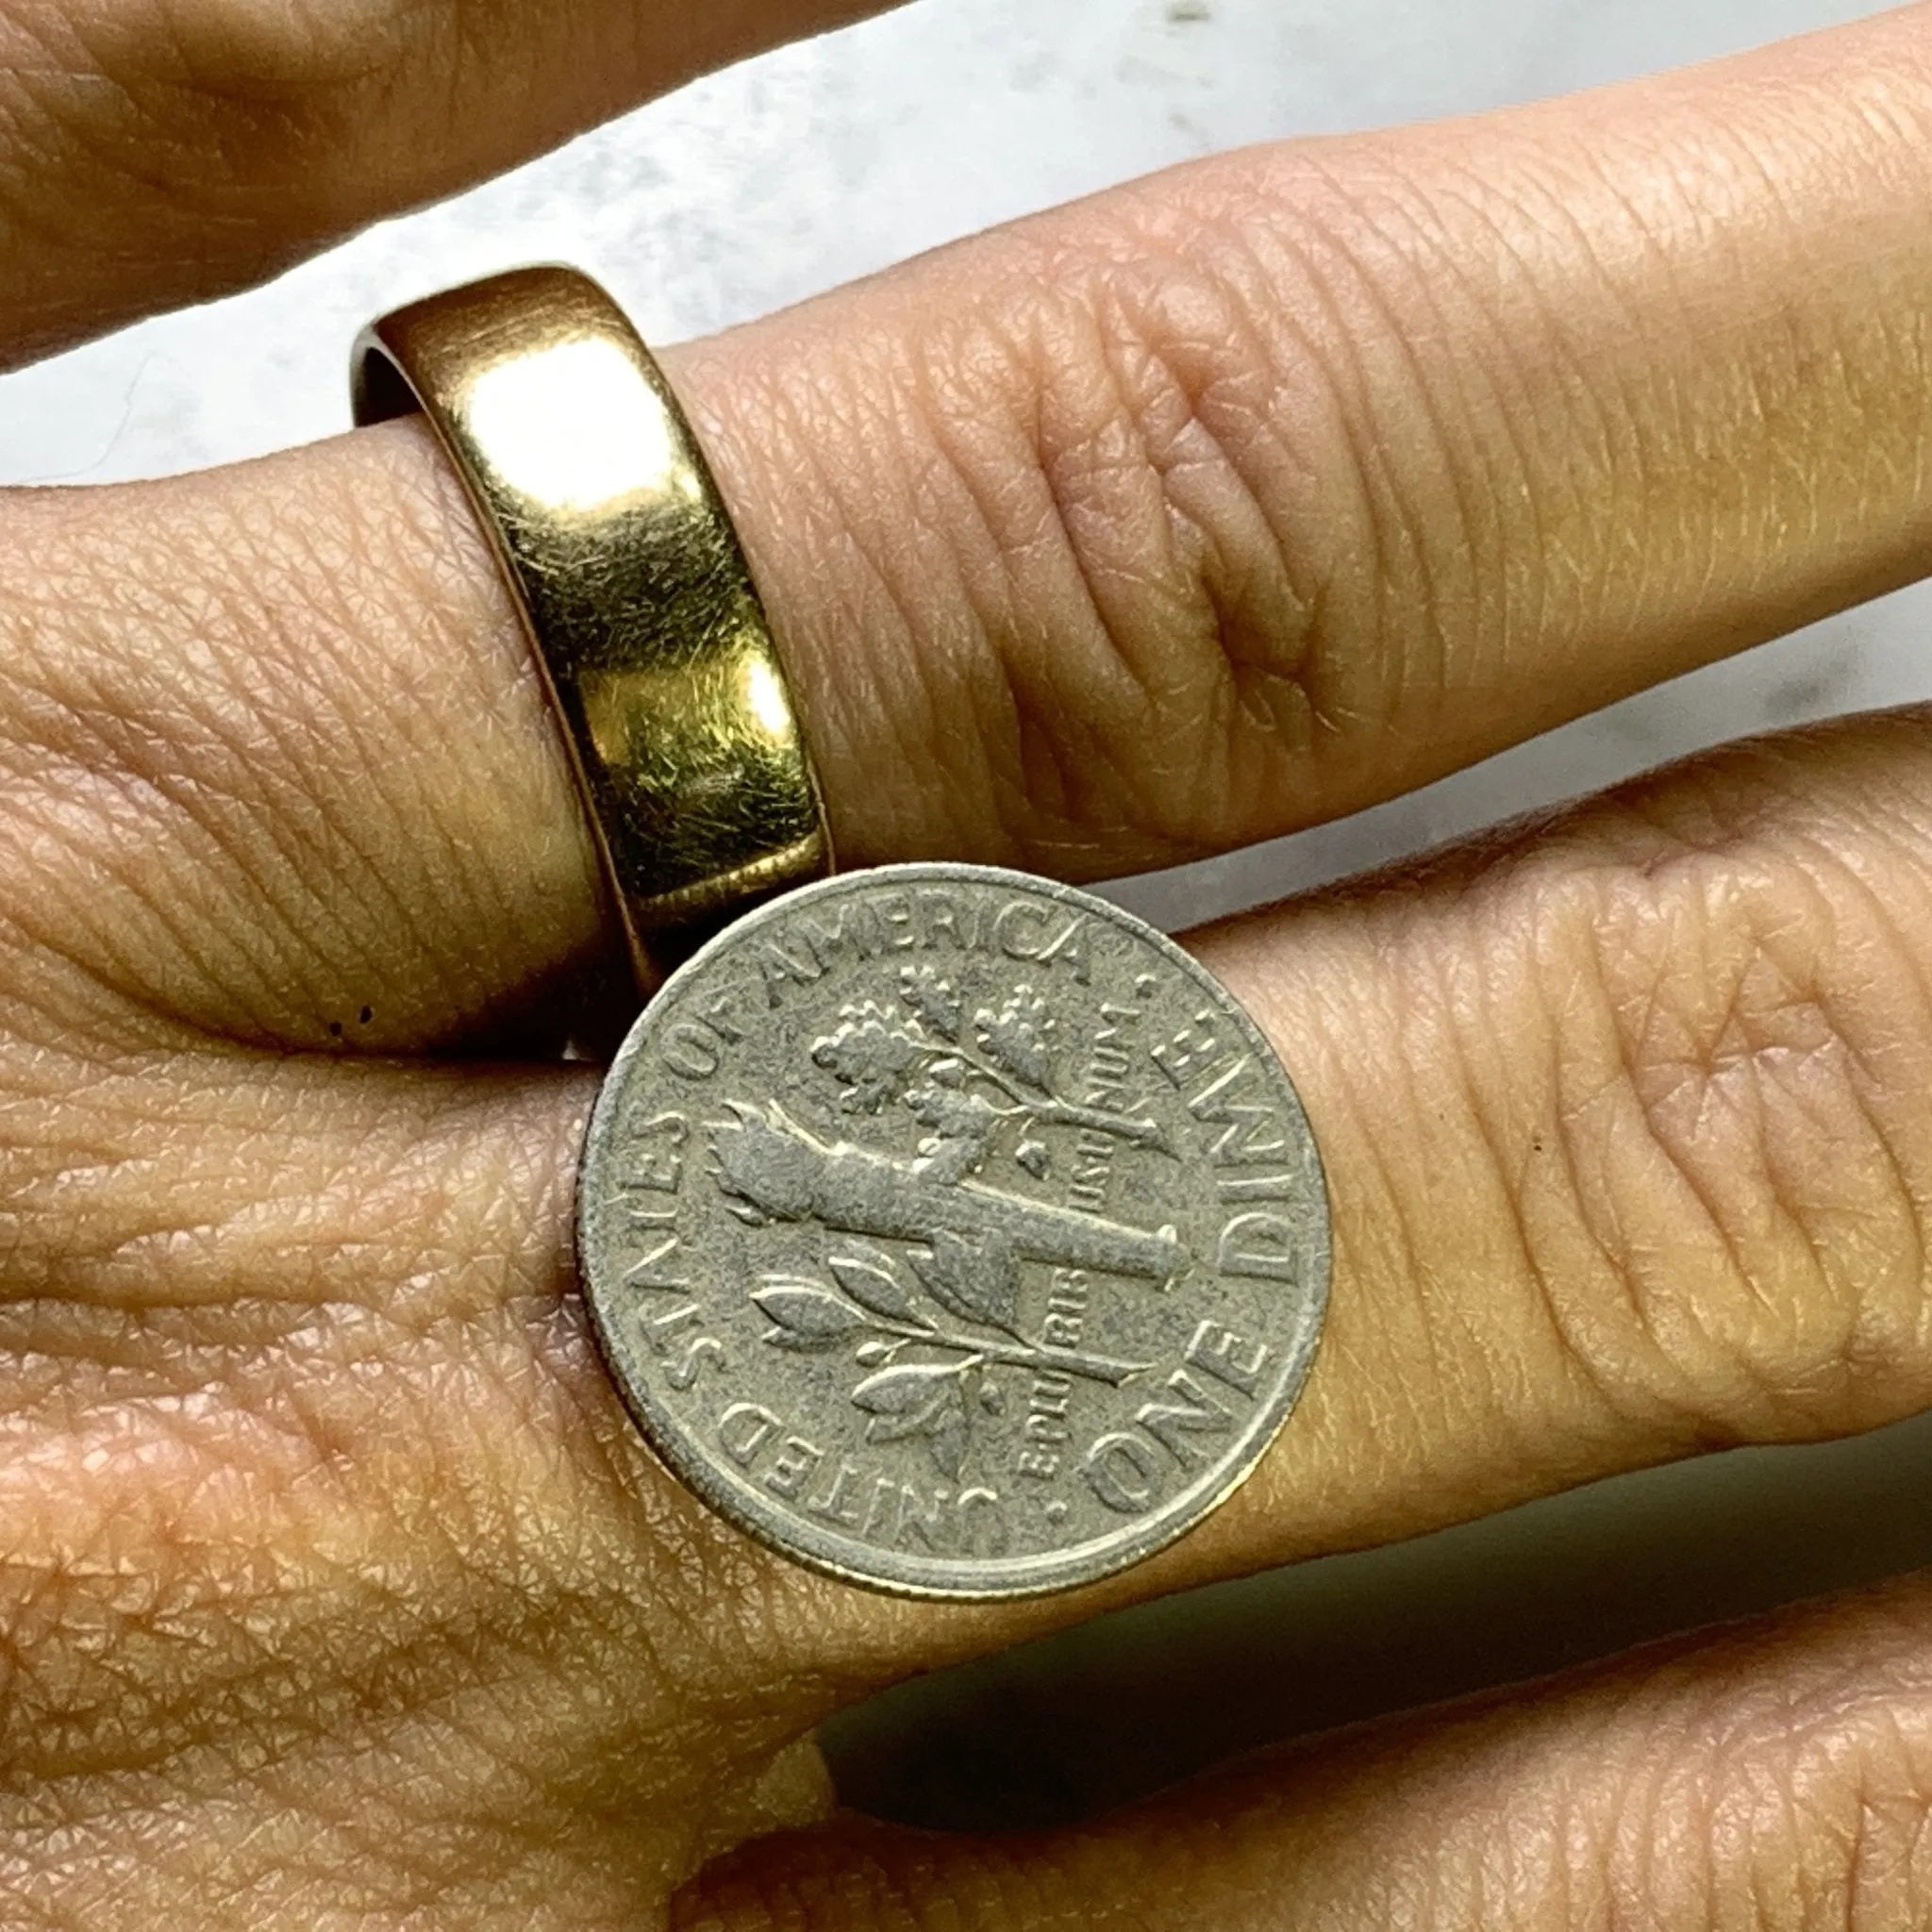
[
  {"x1": 708, "y1": 965, "x2": 1179, "y2": 1481},
  {"x1": 749, "y1": 1246, "x2": 1147, "y2": 1480}
]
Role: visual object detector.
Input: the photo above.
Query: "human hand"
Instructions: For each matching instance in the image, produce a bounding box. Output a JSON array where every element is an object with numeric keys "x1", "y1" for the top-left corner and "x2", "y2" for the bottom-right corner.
[{"x1": 8, "y1": 2, "x2": 1932, "y2": 1923}]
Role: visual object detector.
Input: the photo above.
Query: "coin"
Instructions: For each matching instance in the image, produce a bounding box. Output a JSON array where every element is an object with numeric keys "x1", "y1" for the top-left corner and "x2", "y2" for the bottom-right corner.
[{"x1": 576, "y1": 862, "x2": 1330, "y2": 1600}]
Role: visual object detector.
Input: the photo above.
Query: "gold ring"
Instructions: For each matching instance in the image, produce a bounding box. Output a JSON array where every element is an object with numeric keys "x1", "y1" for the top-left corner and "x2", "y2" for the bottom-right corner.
[{"x1": 352, "y1": 266, "x2": 831, "y2": 993}]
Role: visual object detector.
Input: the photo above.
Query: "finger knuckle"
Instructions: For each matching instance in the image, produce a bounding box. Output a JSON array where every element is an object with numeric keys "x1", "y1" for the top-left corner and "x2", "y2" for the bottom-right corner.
[
  {"x1": 1002, "y1": 160, "x2": 1560, "y2": 853},
  {"x1": 1516, "y1": 744, "x2": 1932, "y2": 1440},
  {"x1": 1604, "y1": 1598, "x2": 1932, "y2": 1924},
  {"x1": 858, "y1": 169, "x2": 1485, "y2": 867},
  {"x1": 1000, "y1": 244, "x2": 1335, "y2": 858}
]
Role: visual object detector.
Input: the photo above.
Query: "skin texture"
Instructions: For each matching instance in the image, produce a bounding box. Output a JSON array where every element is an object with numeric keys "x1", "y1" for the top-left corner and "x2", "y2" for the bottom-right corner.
[
  {"x1": 12, "y1": 0, "x2": 1932, "y2": 1924},
  {"x1": 0, "y1": 0, "x2": 895, "y2": 363}
]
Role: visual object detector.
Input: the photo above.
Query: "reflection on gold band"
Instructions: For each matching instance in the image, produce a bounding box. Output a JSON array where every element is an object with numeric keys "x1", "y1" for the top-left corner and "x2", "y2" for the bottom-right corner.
[{"x1": 352, "y1": 267, "x2": 830, "y2": 993}]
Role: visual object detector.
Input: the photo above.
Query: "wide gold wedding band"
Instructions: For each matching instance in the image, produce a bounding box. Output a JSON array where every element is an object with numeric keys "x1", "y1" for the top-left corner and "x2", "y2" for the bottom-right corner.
[{"x1": 352, "y1": 266, "x2": 830, "y2": 992}]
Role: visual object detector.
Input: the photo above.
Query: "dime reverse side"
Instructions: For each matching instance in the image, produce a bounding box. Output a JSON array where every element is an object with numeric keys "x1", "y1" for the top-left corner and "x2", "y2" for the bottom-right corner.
[{"x1": 577, "y1": 863, "x2": 1330, "y2": 1599}]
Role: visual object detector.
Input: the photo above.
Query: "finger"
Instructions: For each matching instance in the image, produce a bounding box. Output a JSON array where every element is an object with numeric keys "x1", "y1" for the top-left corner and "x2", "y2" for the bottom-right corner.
[
  {"x1": 699, "y1": 0, "x2": 1932, "y2": 874},
  {"x1": 34, "y1": 703, "x2": 1932, "y2": 1707},
  {"x1": 17, "y1": 7, "x2": 1932, "y2": 1044},
  {"x1": 0, "y1": 0, "x2": 891, "y2": 364},
  {"x1": 22, "y1": 703, "x2": 1932, "y2": 1912},
  {"x1": 682, "y1": 1573, "x2": 1932, "y2": 1931}
]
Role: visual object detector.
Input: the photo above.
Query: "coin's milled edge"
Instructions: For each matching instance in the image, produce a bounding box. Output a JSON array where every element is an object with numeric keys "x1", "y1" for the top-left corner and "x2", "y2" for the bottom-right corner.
[{"x1": 575, "y1": 862, "x2": 1333, "y2": 1603}]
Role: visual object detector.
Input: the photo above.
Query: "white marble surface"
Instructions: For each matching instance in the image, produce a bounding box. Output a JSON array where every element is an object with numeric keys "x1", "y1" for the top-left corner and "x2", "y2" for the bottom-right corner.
[{"x1": 6, "y1": 0, "x2": 1931, "y2": 1823}]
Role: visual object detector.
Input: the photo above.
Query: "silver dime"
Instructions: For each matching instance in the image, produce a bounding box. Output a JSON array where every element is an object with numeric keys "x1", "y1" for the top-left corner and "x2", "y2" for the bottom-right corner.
[{"x1": 576, "y1": 862, "x2": 1330, "y2": 1600}]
